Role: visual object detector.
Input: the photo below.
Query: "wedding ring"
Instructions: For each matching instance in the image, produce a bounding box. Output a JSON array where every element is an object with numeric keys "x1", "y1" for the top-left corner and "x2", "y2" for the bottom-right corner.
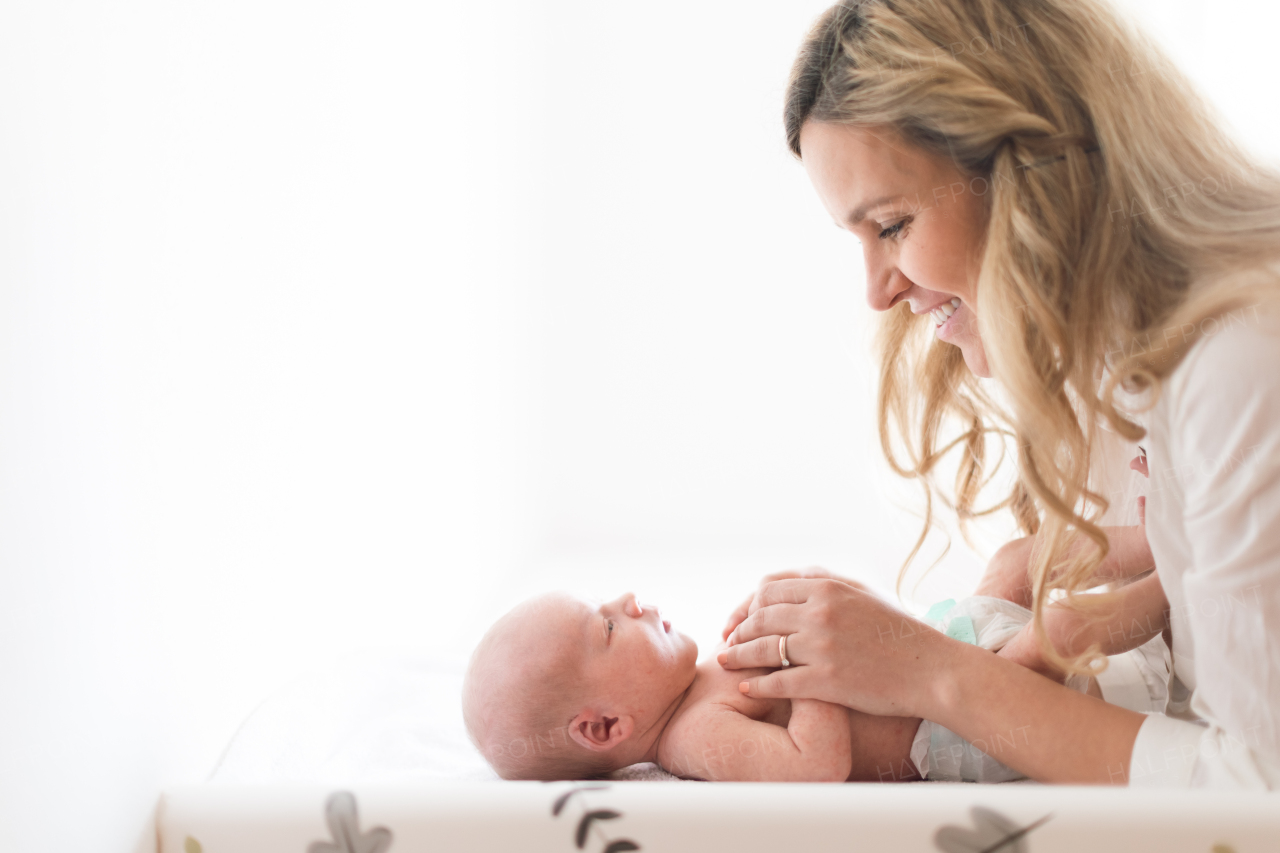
[{"x1": 779, "y1": 634, "x2": 790, "y2": 667}]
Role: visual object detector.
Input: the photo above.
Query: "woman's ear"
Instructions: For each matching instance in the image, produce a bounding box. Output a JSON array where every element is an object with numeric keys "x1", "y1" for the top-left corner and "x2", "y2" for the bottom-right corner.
[{"x1": 567, "y1": 710, "x2": 634, "y2": 752}]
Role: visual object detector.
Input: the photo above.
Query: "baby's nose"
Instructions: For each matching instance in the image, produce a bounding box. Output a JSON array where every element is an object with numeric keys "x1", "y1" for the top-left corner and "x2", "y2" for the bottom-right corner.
[{"x1": 623, "y1": 593, "x2": 644, "y2": 618}]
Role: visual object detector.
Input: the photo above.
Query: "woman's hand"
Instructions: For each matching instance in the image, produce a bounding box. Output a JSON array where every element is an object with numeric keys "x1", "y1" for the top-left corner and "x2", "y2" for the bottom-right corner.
[
  {"x1": 720, "y1": 566, "x2": 868, "y2": 641},
  {"x1": 717, "y1": 578, "x2": 952, "y2": 718},
  {"x1": 719, "y1": 577, "x2": 1148, "y2": 783}
]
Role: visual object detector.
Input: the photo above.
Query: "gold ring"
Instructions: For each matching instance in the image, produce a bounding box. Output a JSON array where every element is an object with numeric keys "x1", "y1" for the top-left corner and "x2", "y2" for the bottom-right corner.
[{"x1": 779, "y1": 634, "x2": 790, "y2": 667}]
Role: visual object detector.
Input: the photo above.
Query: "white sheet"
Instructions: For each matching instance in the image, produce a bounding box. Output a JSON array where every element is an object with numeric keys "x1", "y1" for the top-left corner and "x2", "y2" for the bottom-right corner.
[
  {"x1": 182, "y1": 653, "x2": 1280, "y2": 852},
  {"x1": 209, "y1": 654, "x2": 498, "y2": 784},
  {"x1": 208, "y1": 653, "x2": 686, "y2": 785}
]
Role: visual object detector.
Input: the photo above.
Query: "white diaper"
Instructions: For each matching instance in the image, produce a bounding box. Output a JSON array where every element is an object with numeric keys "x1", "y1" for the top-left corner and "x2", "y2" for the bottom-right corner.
[{"x1": 908, "y1": 595, "x2": 1171, "y2": 783}]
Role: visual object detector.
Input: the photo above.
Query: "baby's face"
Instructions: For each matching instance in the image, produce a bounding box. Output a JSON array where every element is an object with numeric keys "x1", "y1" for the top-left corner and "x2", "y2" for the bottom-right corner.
[{"x1": 543, "y1": 591, "x2": 699, "y2": 713}]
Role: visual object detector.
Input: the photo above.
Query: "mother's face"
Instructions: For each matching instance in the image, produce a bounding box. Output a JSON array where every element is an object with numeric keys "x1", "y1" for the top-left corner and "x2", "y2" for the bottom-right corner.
[{"x1": 800, "y1": 121, "x2": 991, "y2": 378}]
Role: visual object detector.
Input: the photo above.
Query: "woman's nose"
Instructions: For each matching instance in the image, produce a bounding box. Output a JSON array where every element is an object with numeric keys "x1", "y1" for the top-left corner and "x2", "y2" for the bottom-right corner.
[{"x1": 864, "y1": 251, "x2": 908, "y2": 312}]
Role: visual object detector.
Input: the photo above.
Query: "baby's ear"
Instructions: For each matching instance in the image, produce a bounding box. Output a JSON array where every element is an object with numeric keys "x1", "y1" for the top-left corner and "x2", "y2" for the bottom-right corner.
[{"x1": 567, "y1": 710, "x2": 634, "y2": 752}]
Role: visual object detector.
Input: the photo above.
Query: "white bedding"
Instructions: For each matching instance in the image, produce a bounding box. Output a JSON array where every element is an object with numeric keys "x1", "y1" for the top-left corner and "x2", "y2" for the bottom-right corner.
[
  {"x1": 209, "y1": 653, "x2": 688, "y2": 785},
  {"x1": 209, "y1": 654, "x2": 498, "y2": 784},
  {"x1": 179, "y1": 653, "x2": 1279, "y2": 852}
]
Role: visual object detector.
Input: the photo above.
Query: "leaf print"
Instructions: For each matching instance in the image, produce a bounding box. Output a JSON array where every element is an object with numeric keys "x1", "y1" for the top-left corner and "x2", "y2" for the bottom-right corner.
[
  {"x1": 552, "y1": 785, "x2": 610, "y2": 816},
  {"x1": 549, "y1": 782, "x2": 639, "y2": 852},
  {"x1": 183, "y1": 837, "x2": 202, "y2": 853},
  {"x1": 575, "y1": 809, "x2": 622, "y2": 848},
  {"x1": 934, "y1": 806, "x2": 1052, "y2": 853},
  {"x1": 307, "y1": 791, "x2": 394, "y2": 853},
  {"x1": 603, "y1": 841, "x2": 640, "y2": 853}
]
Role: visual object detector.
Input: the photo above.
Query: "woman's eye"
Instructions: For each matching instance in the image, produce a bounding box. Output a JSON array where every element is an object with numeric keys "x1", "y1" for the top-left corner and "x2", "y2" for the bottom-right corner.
[{"x1": 878, "y1": 218, "x2": 910, "y2": 240}]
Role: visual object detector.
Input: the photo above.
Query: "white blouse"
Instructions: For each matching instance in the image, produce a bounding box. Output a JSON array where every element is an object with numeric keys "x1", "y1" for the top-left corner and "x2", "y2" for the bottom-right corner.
[{"x1": 1130, "y1": 306, "x2": 1280, "y2": 787}]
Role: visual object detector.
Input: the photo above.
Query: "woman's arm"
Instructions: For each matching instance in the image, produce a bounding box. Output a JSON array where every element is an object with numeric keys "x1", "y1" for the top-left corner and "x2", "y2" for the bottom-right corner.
[
  {"x1": 720, "y1": 579, "x2": 1146, "y2": 783},
  {"x1": 998, "y1": 570, "x2": 1169, "y2": 681},
  {"x1": 1130, "y1": 320, "x2": 1280, "y2": 786},
  {"x1": 973, "y1": 525, "x2": 1155, "y2": 608},
  {"x1": 929, "y1": 636, "x2": 1147, "y2": 783},
  {"x1": 974, "y1": 522, "x2": 1165, "y2": 681}
]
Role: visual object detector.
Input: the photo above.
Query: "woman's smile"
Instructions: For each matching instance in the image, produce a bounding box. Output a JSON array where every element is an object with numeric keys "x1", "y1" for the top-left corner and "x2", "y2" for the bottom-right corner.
[
  {"x1": 924, "y1": 297, "x2": 963, "y2": 334},
  {"x1": 798, "y1": 120, "x2": 991, "y2": 377}
]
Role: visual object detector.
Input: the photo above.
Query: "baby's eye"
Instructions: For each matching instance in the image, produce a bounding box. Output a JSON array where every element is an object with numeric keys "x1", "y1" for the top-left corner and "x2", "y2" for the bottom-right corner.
[{"x1": 607, "y1": 620, "x2": 614, "y2": 634}]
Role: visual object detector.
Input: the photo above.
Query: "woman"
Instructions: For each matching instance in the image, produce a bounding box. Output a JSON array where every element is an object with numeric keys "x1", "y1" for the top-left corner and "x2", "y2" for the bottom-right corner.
[{"x1": 721, "y1": 0, "x2": 1280, "y2": 786}]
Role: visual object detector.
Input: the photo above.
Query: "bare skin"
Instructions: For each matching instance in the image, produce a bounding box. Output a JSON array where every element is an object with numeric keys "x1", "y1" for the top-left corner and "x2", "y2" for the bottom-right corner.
[
  {"x1": 717, "y1": 120, "x2": 1170, "y2": 785},
  {"x1": 799, "y1": 121, "x2": 991, "y2": 376},
  {"x1": 979, "y1": 454, "x2": 1168, "y2": 680},
  {"x1": 721, "y1": 578, "x2": 1145, "y2": 784},
  {"x1": 475, "y1": 591, "x2": 923, "y2": 782},
  {"x1": 655, "y1": 652, "x2": 924, "y2": 783}
]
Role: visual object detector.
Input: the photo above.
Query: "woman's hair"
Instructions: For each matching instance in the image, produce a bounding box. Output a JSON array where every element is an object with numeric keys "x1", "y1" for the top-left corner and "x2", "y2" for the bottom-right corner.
[{"x1": 786, "y1": 0, "x2": 1280, "y2": 672}]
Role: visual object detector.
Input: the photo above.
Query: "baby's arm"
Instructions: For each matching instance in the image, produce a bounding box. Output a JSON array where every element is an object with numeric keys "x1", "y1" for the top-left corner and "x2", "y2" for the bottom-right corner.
[{"x1": 662, "y1": 699, "x2": 851, "y2": 782}]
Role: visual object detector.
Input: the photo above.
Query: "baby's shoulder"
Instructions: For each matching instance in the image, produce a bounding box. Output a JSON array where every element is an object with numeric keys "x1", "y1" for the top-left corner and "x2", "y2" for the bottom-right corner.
[
  {"x1": 657, "y1": 681, "x2": 754, "y2": 780},
  {"x1": 657, "y1": 664, "x2": 797, "y2": 780},
  {"x1": 663, "y1": 661, "x2": 785, "y2": 744}
]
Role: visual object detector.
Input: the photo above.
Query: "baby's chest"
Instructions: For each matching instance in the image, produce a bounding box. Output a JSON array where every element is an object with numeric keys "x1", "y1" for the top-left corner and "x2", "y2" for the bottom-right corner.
[
  {"x1": 659, "y1": 665, "x2": 796, "y2": 780},
  {"x1": 691, "y1": 660, "x2": 791, "y2": 727}
]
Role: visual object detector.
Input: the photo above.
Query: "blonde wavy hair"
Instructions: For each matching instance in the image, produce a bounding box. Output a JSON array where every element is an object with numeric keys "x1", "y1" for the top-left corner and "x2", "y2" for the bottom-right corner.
[{"x1": 786, "y1": 0, "x2": 1280, "y2": 672}]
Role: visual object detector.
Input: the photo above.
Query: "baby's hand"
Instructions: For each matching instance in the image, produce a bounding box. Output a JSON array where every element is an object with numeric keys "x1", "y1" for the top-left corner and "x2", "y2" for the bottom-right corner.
[{"x1": 720, "y1": 566, "x2": 868, "y2": 642}]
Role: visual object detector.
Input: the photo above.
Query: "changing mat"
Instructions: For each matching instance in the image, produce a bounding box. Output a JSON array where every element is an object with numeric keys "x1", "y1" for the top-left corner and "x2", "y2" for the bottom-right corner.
[
  {"x1": 163, "y1": 781, "x2": 1280, "y2": 853},
  {"x1": 177, "y1": 652, "x2": 1280, "y2": 852}
]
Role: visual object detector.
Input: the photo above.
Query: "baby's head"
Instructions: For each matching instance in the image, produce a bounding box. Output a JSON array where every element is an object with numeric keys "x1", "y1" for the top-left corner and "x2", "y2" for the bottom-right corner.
[{"x1": 463, "y1": 591, "x2": 698, "y2": 780}]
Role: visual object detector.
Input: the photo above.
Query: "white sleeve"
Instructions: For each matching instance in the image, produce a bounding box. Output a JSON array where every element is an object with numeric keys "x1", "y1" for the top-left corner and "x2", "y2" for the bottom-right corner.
[{"x1": 1129, "y1": 321, "x2": 1280, "y2": 789}]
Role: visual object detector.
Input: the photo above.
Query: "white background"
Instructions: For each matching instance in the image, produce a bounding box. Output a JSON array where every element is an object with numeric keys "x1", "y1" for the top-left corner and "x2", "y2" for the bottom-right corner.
[{"x1": 1, "y1": 1, "x2": 1276, "y2": 850}]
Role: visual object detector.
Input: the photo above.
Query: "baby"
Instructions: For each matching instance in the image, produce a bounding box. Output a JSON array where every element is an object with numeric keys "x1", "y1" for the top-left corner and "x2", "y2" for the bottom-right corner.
[{"x1": 462, "y1": 585, "x2": 1170, "y2": 783}]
